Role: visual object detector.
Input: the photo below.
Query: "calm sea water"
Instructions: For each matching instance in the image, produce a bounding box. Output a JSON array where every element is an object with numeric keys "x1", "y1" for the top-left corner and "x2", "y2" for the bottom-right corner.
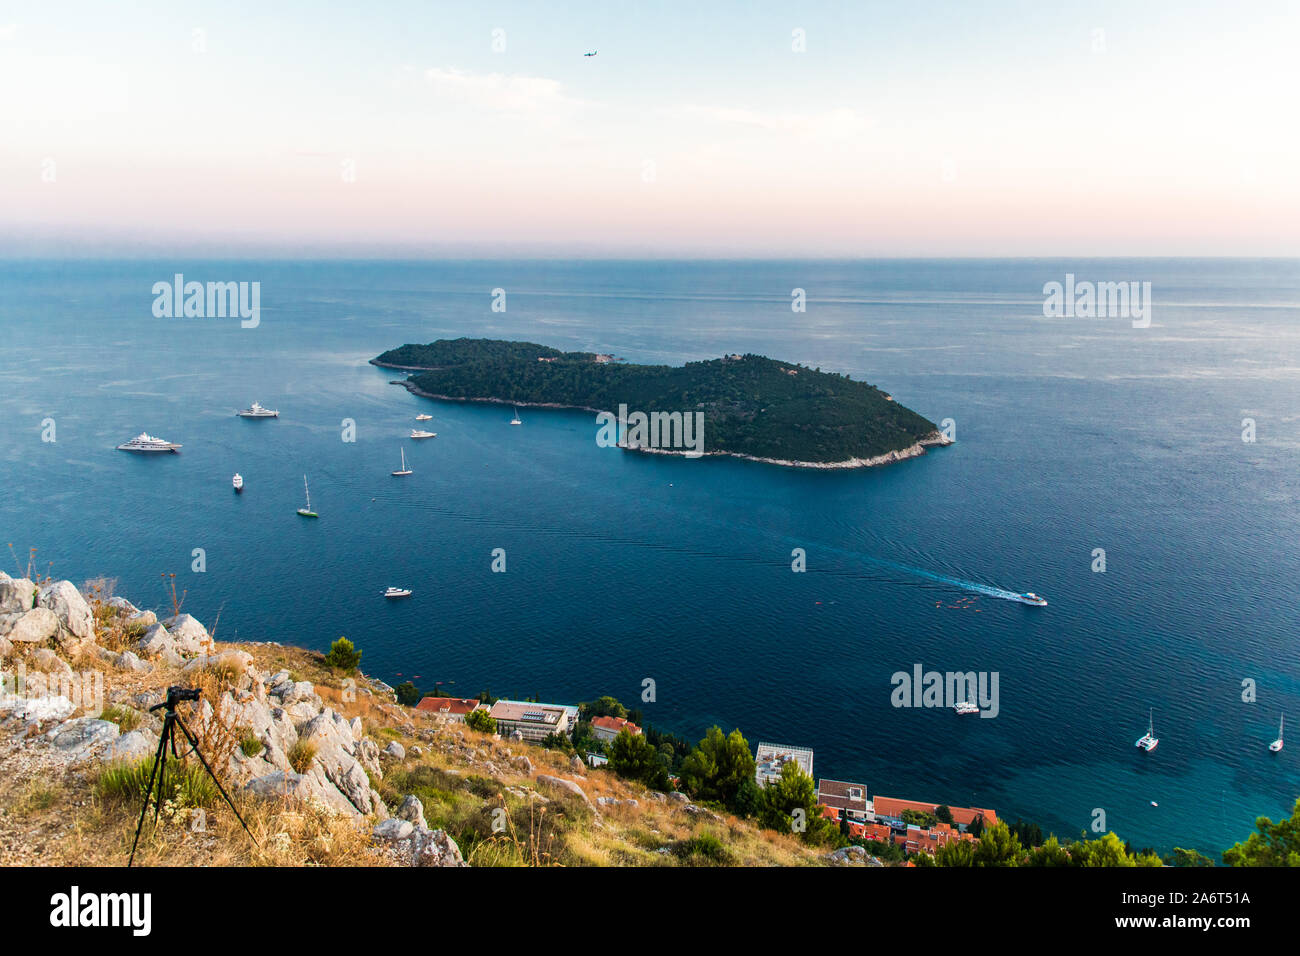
[{"x1": 2, "y1": 258, "x2": 1298, "y2": 857}]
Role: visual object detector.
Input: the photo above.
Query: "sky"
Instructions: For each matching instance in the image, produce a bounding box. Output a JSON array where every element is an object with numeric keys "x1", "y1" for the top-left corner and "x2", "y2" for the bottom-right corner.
[{"x1": 1, "y1": 0, "x2": 1298, "y2": 257}]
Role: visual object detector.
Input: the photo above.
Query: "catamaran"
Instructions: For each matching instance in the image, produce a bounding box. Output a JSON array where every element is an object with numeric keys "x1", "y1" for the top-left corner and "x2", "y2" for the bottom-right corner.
[
  {"x1": 297, "y1": 475, "x2": 318, "y2": 517},
  {"x1": 510, "y1": 407, "x2": 522, "y2": 426},
  {"x1": 392, "y1": 447, "x2": 412, "y2": 476},
  {"x1": 236, "y1": 401, "x2": 279, "y2": 418},
  {"x1": 1135, "y1": 708, "x2": 1158, "y2": 752},
  {"x1": 117, "y1": 432, "x2": 182, "y2": 453},
  {"x1": 384, "y1": 587, "x2": 412, "y2": 599},
  {"x1": 1269, "y1": 714, "x2": 1284, "y2": 753},
  {"x1": 410, "y1": 428, "x2": 436, "y2": 439},
  {"x1": 232, "y1": 473, "x2": 243, "y2": 493}
]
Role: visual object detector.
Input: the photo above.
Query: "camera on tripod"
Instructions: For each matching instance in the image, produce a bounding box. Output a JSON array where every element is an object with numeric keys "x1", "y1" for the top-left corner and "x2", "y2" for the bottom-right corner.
[{"x1": 162, "y1": 685, "x2": 202, "y2": 708}]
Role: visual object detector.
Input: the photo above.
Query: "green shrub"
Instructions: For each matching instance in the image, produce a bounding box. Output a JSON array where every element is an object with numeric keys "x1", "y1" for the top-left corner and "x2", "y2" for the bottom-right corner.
[
  {"x1": 100, "y1": 704, "x2": 142, "y2": 733},
  {"x1": 238, "y1": 727, "x2": 263, "y2": 757},
  {"x1": 324, "y1": 636, "x2": 361, "y2": 672},
  {"x1": 673, "y1": 830, "x2": 734, "y2": 865},
  {"x1": 95, "y1": 758, "x2": 217, "y2": 808},
  {"x1": 465, "y1": 708, "x2": 496, "y2": 734}
]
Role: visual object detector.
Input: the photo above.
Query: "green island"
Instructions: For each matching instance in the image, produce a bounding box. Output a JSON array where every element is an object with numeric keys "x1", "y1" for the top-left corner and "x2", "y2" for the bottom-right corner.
[{"x1": 372, "y1": 337, "x2": 951, "y2": 467}]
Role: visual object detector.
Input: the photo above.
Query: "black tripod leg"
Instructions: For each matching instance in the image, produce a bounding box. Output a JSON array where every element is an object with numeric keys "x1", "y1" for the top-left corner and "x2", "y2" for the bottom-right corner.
[
  {"x1": 173, "y1": 713, "x2": 259, "y2": 847},
  {"x1": 128, "y1": 717, "x2": 171, "y2": 868},
  {"x1": 153, "y1": 717, "x2": 173, "y2": 826}
]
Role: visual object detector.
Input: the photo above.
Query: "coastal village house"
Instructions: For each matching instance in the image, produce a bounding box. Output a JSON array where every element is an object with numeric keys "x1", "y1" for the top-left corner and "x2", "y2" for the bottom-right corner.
[
  {"x1": 871, "y1": 796, "x2": 998, "y2": 832},
  {"x1": 754, "y1": 742, "x2": 814, "y2": 788},
  {"x1": 488, "y1": 699, "x2": 579, "y2": 742},
  {"x1": 816, "y1": 779, "x2": 873, "y2": 824},
  {"x1": 414, "y1": 696, "x2": 486, "y2": 723},
  {"x1": 590, "y1": 715, "x2": 641, "y2": 743}
]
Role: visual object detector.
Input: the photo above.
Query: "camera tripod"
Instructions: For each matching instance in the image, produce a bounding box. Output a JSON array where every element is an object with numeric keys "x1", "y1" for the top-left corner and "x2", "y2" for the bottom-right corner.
[{"x1": 128, "y1": 685, "x2": 258, "y2": 866}]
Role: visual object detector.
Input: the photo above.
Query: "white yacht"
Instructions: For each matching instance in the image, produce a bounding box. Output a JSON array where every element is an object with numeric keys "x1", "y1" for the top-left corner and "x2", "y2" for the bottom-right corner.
[
  {"x1": 954, "y1": 700, "x2": 980, "y2": 715},
  {"x1": 232, "y1": 473, "x2": 243, "y2": 493},
  {"x1": 1135, "y1": 709, "x2": 1159, "y2": 752},
  {"x1": 410, "y1": 429, "x2": 436, "y2": 439},
  {"x1": 1017, "y1": 592, "x2": 1048, "y2": 606},
  {"x1": 1269, "y1": 714, "x2": 1284, "y2": 753},
  {"x1": 415, "y1": 413, "x2": 433, "y2": 421},
  {"x1": 384, "y1": 587, "x2": 412, "y2": 599},
  {"x1": 236, "y1": 401, "x2": 279, "y2": 418},
  {"x1": 392, "y1": 447, "x2": 412, "y2": 476},
  {"x1": 117, "y1": 432, "x2": 181, "y2": 453},
  {"x1": 510, "y1": 408, "x2": 522, "y2": 426}
]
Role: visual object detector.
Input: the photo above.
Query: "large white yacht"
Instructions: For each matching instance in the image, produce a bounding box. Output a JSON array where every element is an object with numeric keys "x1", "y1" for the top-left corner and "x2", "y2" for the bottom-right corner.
[
  {"x1": 410, "y1": 429, "x2": 437, "y2": 439},
  {"x1": 117, "y1": 432, "x2": 181, "y2": 453},
  {"x1": 236, "y1": 401, "x2": 279, "y2": 418}
]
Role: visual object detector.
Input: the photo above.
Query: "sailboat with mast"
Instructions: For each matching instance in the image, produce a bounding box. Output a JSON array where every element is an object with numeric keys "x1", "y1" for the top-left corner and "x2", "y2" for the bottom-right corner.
[
  {"x1": 510, "y1": 407, "x2": 522, "y2": 425},
  {"x1": 392, "y1": 446, "x2": 412, "y2": 476},
  {"x1": 297, "y1": 475, "x2": 318, "y2": 517},
  {"x1": 1269, "y1": 713, "x2": 1284, "y2": 753},
  {"x1": 1135, "y1": 708, "x2": 1158, "y2": 752}
]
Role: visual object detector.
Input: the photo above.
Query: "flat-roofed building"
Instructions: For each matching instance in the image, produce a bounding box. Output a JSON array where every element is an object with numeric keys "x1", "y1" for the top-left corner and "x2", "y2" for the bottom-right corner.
[
  {"x1": 817, "y1": 779, "x2": 874, "y2": 823},
  {"x1": 489, "y1": 699, "x2": 579, "y2": 742},
  {"x1": 754, "y1": 741, "x2": 814, "y2": 788}
]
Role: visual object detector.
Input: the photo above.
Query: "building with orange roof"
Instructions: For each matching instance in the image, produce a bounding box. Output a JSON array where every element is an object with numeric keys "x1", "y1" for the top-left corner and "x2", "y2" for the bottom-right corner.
[
  {"x1": 414, "y1": 696, "x2": 487, "y2": 721},
  {"x1": 591, "y1": 715, "x2": 642, "y2": 743},
  {"x1": 872, "y1": 795, "x2": 998, "y2": 831}
]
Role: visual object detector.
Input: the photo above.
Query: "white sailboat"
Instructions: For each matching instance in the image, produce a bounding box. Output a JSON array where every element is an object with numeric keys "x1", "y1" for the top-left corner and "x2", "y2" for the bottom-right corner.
[
  {"x1": 297, "y1": 475, "x2": 318, "y2": 517},
  {"x1": 1269, "y1": 713, "x2": 1284, "y2": 753},
  {"x1": 1135, "y1": 708, "x2": 1158, "y2": 752},
  {"x1": 392, "y1": 447, "x2": 412, "y2": 476},
  {"x1": 510, "y1": 407, "x2": 522, "y2": 426}
]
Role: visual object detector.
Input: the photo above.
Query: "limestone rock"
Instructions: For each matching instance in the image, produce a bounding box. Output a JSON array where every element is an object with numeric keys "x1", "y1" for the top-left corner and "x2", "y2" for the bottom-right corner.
[
  {"x1": 536, "y1": 774, "x2": 591, "y2": 806},
  {"x1": 38, "y1": 581, "x2": 95, "y2": 644},
  {"x1": 0, "y1": 576, "x2": 36, "y2": 614},
  {"x1": 5, "y1": 607, "x2": 60, "y2": 643},
  {"x1": 102, "y1": 729, "x2": 159, "y2": 764},
  {"x1": 396, "y1": 794, "x2": 427, "y2": 829},
  {"x1": 159, "y1": 614, "x2": 211, "y2": 655},
  {"x1": 382, "y1": 741, "x2": 406, "y2": 760},
  {"x1": 47, "y1": 717, "x2": 120, "y2": 759}
]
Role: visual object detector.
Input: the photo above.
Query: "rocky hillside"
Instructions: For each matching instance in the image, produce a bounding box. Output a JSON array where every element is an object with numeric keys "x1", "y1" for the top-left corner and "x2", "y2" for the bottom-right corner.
[{"x1": 0, "y1": 571, "x2": 833, "y2": 867}]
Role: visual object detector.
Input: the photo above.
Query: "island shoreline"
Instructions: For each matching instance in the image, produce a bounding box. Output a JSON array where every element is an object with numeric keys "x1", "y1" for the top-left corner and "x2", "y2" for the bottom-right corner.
[{"x1": 385, "y1": 374, "x2": 953, "y2": 470}]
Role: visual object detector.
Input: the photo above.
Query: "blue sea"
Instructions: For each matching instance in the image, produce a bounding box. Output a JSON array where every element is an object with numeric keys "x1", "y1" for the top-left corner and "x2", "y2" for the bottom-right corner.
[{"x1": 2, "y1": 257, "x2": 1298, "y2": 857}]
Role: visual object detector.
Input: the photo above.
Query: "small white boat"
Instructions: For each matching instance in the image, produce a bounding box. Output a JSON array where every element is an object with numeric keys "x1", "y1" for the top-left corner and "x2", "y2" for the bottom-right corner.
[
  {"x1": 297, "y1": 474, "x2": 318, "y2": 518},
  {"x1": 236, "y1": 401, "x2": 278, "y2": 418},
  {"x1": 117, "y1": 432, "x2": 181, "y2": 453},
  {"x1": 1135, "y1": 708, "x2": 1159, "y2": 752},
  {"x1": 410, "y1": 429, "x2": 437, "y2": 439},
  {"x1": 415, "y1": 413, "x2": 433, "y2": 421},
  {"x1": 232, "y1": 473, "x2": 243, "y2": 493},
  {"x1": 510, "y1": 407, "x2": 522, "y2": 426},
  {"x1": 384, "y1": 587, "x2": 412, "y2": 599},
  {"x1": 1018, "y1": 592, "x2": 1048, "y2": 606},
  {"x1": 1269, "y1": 713, "x2": 1284, "y2": 753},
  {"x1": 953, "y1": 700, "x2": 980, "y2": 715},
  {"x1": 1150, "y1": 801, "x2": 1158, "y2": 807},
  {"x1": 392, "y1": 447, "x2": 412, "y2": 476}
]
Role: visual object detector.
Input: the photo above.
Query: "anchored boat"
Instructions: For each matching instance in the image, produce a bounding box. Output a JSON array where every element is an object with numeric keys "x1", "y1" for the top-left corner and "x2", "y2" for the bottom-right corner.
[
  {"x1": 1135, "y1": 708, "x2": 1159, "y2": 752},
  {"x1": 117, "y1": 432, "x2": 181, "y2": 453},
  {"x1": 236, "y1": 401, "x2": 278, "y2": 418}
]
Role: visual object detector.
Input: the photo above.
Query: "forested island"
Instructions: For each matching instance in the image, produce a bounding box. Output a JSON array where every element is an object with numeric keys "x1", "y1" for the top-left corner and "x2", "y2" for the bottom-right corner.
[{"x1": 372, "y1": 338, "x2": 951, "y2": 467}]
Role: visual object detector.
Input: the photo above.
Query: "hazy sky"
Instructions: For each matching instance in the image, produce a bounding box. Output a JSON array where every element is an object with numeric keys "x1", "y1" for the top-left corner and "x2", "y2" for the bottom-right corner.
[{"x1": 2, "y1": 1, "x2": 1297, "y2": 256}]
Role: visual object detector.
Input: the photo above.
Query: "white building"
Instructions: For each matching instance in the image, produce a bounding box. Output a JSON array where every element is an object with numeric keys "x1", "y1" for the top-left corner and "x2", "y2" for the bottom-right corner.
[{"x1": 754, "y1": 741, "x2": 814, "y2": 788}]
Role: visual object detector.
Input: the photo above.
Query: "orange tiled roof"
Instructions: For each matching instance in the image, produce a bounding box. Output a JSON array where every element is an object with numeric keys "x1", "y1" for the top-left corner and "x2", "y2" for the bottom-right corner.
[
  {"x1": 872, "y1": 796, "x2": 998, "y2": 828},
  {"x1": 592, "y1": 715, "x2": 641, "y2": 735},
  {"x1": 415, "y1": 696, "x2": 481, "y2": 716}
]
